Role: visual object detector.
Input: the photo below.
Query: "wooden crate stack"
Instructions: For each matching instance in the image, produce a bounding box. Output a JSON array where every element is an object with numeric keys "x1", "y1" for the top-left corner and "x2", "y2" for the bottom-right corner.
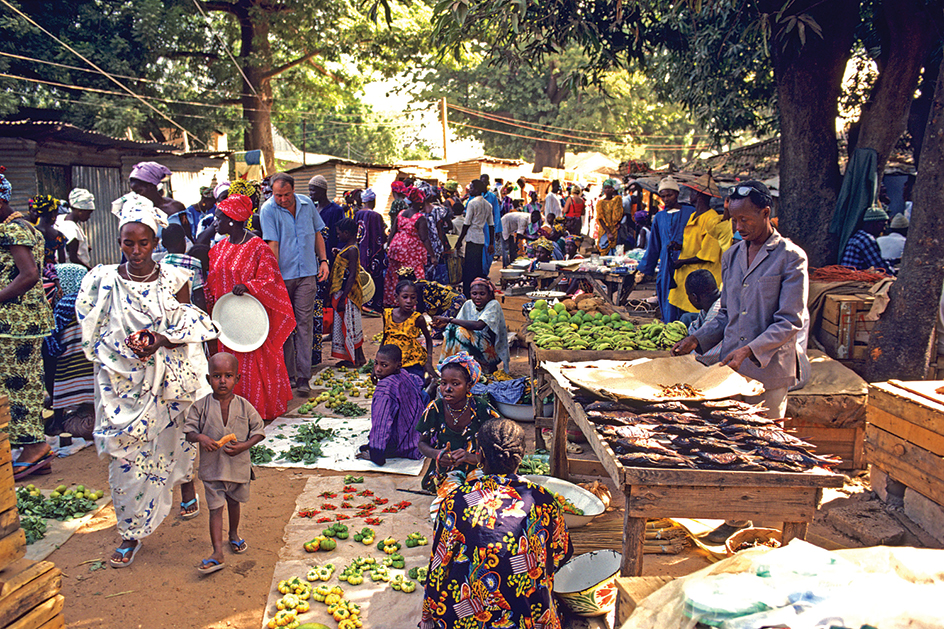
[
  {"x1": 815, "y1": 293, "x2": 876, "y2": 363},
  {"x1": 0, "y1": 397, "x2": 65, "y2": 629}
]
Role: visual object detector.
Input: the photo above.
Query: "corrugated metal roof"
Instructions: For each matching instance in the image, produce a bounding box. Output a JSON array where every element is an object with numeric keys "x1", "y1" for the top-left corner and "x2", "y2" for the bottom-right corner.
[{"x1": 0, "y1": 120, "x2": 177, "y2": 152}]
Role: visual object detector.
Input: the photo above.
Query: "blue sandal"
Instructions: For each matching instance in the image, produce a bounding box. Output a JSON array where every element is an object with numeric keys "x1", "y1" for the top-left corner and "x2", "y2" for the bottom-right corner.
[
  {"x1": 229, "y1": 538, "x2": 248, "y2": 554},
  {"x1": 109, "y1": 542, "x2": 142, "y2": 568},
  {"x1": 180, "y1": 496, "x2": 200, "y2": 520},
  {"x1": 198, "y1": 558, "x2": 225, "y2": 574}
]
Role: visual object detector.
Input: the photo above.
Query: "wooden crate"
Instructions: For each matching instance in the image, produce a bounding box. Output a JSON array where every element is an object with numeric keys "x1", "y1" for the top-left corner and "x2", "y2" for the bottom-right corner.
[
  {"x1": 615, "y1": 576, "x2": 675, "y2": 626},
  {"x1": 866, "y1": 382, "x2": 944, "y2": 509},
  {"x1": 0, "y1": 397, "x2": 23, "y2": 575},
  {"x1": 815, "y1": 293, "x2": 876, "y2": 361},
  {"x1": 0, "y1": 559, "x2": 62, "y2": 628}
]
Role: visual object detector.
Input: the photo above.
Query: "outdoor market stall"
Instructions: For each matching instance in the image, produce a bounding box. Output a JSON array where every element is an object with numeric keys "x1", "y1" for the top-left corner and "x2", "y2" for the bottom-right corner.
[
  {"x1": 503, "y1": 256, "x2": 640, "y2": 309},
  {"x1": 538, "y1": 357, "x2": 845, "y2": 577}
]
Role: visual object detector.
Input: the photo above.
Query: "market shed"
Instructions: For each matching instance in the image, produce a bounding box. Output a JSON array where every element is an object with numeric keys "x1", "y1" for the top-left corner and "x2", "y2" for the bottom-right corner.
[
  {"x1": 285, "y1": 157, "x2": 397, "y2": 207},
  {"x1": 0, "y1": 120, "x2": 227, "y2": 266},
  {"x1": 440, "y1": 156, "x2": 528, "y2": 187}
]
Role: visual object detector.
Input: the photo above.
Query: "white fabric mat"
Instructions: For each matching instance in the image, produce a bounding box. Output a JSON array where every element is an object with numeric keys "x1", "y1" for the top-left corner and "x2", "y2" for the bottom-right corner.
[{"x1": 257, "y1": 414, "x2": 425, "y2": 476}]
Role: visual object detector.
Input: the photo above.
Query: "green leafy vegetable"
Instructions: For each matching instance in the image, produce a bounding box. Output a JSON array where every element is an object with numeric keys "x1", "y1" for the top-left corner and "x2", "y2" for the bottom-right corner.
[{"x1": 250, "y1": 445, "x2": 276, "y2": 464}]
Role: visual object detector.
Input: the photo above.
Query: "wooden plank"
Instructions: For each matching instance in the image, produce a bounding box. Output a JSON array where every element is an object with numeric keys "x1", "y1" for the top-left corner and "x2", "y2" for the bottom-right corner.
[
  {"x1": 782, "y1": 521, "x2": 809, "y2": 544},
  {"x1": 615, "y1": 576, "x2": 675, "y2": 626},
  {"x1": 0, "y1": 565, "x2": 60, "y2": 627},
  {"x1": 549, "y1": 379, "x2": 624, "y2": 486},
  {"x1": 619, "y1": 466, "x2": 843, "y2": 488},
  {"x1": 625, "y1": 485, "x2": 820, "y2": 521},
  {"x1": 7, "y1": 594, "x2": 64, "y2": 629},
  {"x1": 0, "y1": 529, "x2": 26, "y2": 572},
  {"x1": 569, "y1": 458, "x2": 609, "y2": 478},
  {"x1": 865, "y1": 425, "x2": 944, "y2": 506},
  {"x1": 0, "y1": 508, "x2": 20, "y2": 539},
  {"x1": 0, "y1": 437, "x2": 11, "y2": 467},
  {"x1": 621, "y1": 503, "x2": 646, "y2": 577},
  {"x1": 0, "y1": 561, "x2": 55, "y2": 598},
  {"x1": 35, "y1": 612, "x2": 65, "y2": 629},
  {"x1": 868, "y1": 406, "x2": 944, "y2": 457},
  {"x1": 869, "y1": 382, "x2": 944, "y2": 437},
  {"x1": 551, "y1": 397, "x2": 569, "y2": 481},
  {"x1": 823, "y1": 294, "x2": 871, "y2": 324},
  {"x1": 852, "y1": 426, "x2": 867, "y2": 469}
]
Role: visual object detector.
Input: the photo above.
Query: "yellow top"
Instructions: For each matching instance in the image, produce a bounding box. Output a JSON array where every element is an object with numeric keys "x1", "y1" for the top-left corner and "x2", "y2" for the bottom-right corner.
[
  {"x1": 329, "y1": 244, "x2": 363, "y2": 308},
  {"x1": 668, "y1": 210, "x2": 724, "y2": 312},
  {"x1": 595, "y1": 197, "x2": 623, "y2": 255},
  {"x1": 382, "y1": 309, "x2": 427, "y2": 367}
]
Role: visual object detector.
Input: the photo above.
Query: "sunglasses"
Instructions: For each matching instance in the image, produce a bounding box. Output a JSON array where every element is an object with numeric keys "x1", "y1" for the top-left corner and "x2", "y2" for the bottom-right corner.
[{"x1": 728, "y1": 185, "x2": 771, "y2": 206}]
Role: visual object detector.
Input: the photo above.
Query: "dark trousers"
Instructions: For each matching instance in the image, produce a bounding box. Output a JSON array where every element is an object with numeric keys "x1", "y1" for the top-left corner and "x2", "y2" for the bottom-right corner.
[{"x1": 463, "y1": 242, "x2": 485, "y2": 297}]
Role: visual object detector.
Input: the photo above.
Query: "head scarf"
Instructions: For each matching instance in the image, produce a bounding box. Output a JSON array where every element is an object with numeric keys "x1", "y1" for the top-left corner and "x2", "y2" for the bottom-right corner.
[
  {"x1": 890, "y1": 214, "x2": 909, "y2": 229},
  {"x1": 54, "y1": 263, "x2": 87, "y2": 296},
  {"x1": 214, "y1": 181, "x2": 231, "y2": 199},
  {"x1": 634, "y1": 210, "x2": 649, "y2": 224},
  {"x1": 439, "y1": 351, "x2": 482, "y2": 387},
  {"x1": 471, "y1": 276, "x2": 496, "y2": 296},
  {"x1": 228, "y1": 179, "x2": 258, "y2": 199},
  {"x1": 658, "y1": 176, "x2": 680, "y2": 193},
  {"x1": 130, "y1": 161, "x2": 172, "y2": 186},
  {"x1": 111, "y1": 193, "x2": 168, "y2": 236},
  {"x1": 406, "y1": 187, "x2": 425, "y2": 205},
  {"x1": 397, "y1": 266, "x2": 417, "y2": 278},
  {"x1": 532, "y1": 236, "x2": 555, "y2": 252},
  {"x1": 309, "y1": 175, "x2": 328, "y2": 190},
  {"x1": 863, "y1": 206, "x2": 889, "y2": 222},
  {"x1": 415, "y1": 181, "x2": 435, "y2": 198},
  {"x1": 68, "y1": 188, "x2": 95, "y2": 210},
  {"x1": 443, "y1": 180, "x2": 458, "y2": 192},
  {"x1": 29, "y1": 195, "x2": 59, "y2": 217},
  {"x1": 361, "y1": 188, "x2": 376, "y2": 203},
  {"x1": 0, "y1": 166, "x2": 10, "y2": 202},
  {"x1": 603, "y1": 178, "x2": 621, "y2": 192},
  {"x1": 564, "y1": 235, "x2": 580, "y2": 247},
  {"x1": 218, "y1": 194, "x2": 253, "y2": 222},
  {"x1": 391, "y1": 181, "x2": 408, "y2": 196},
  {"x1": 199, "y1": 186, "x2": 214, "y2": 198}
]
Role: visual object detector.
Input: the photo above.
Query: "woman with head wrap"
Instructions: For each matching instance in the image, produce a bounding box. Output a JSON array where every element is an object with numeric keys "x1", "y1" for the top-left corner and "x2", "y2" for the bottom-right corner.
[
  {"x1": 389, "y1": 180, "x2": 409, "y2": 226},
  {"x1": 634, "y1": 209, "x2": 651, "y2": 250},
  {"x1": 434, "y1": 277, "x2": 510, "y2": 374},
  {"x1": 595, "y1": 178, "x2": 624, "y2": 255},
  {"x1": 26, "y1": 195, "x2": 65, "y2": 305},
  {"x1": 416, "y1": 351, "x2": 500, "y2": 494},
  {"x1": 420, "y1": 417, "x2": 573, "y2": 629},
  {"x1": 206, "y1": 194, "x2": 295, "y2": 421},
  {"x1": 396, "y1": 267, "x2": 466, "y2": 335},
  {"x1": 76, "y1": 193, "x2": 219, "y2": 567},
  {"x1": 0, "y1": 169, "x2": 56, "y2": 479},
  {"x1": 384, "y1": 186, "x2": 435, "y2": 306},
  {"x1": 354, "y1": 188, "x2": 387, "y2": 313},
  {"x1": 128, "y1": 161, "x2": 186, "y2": 217},
  {"x1": 57, "y1": 189, "x2": 95, "y2": 268},
  {"x1": 421, "y1": 190, "x2": 451, "y2": 284},
  {"x1": 226, "y1": 179, "x2": 262, "y2": 235},
  {"x1": 44, "y1": 263, "x2": 95, "y2": 435}
]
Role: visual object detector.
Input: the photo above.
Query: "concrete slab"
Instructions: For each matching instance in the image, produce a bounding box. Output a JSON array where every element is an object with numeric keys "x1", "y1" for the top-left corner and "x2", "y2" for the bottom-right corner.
[{"x1": 825, "y1": 501, "x2": 906, "y2": 546}]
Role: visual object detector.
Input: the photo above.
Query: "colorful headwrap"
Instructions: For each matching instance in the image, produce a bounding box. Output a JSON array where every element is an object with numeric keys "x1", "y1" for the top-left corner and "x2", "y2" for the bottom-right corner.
[
  {"x1": 443, "y1": 180, "x2": 459, "y2": 192},
  {"x1": 603, "y1": 178, "x2": 621, "y2": 191},
  {"x1": 29, "y1": 195, "x2": 59, "y2": 217},
  {"x1": 397, "y1": 266, "x2": 417, "y2": 278},
  {"x1": 439, "y1": 351, "x2": 482, "y2": 387},
  {"x1": 343, "y1": 189, "x2": 362, "y2": 205},
  {"x1": 218, "y1": 194, "x2": 254, "y2": 222},
  {"x1": 0, "y1": 166, "x2": 10, "y2": 202},
  {"x1": 471, "y1": 276, "x2": 496, "y2": 297},
  {"x1": 406, "y1": 187, "x2": 426, "y2": 205},
  {"x1": 362, "y1": 188, "x2": 376, "y2": 203},
  {"x1": 554, "y1": 216, "x2": 566, "y2": 225},
  {"x1": 532, "y1": 236, "x2": 555, "y2": 252},
  {"x1": 391, "y1": 181, "x2": 408, "y2": 196},
  {"x1": 564, "y1": 235, "x2": 579, "y2": 247},
  {"x1": 54, "y1": 263, "x2": 88, "y2": 296},
  {"x1": 228, "y1": 179, "x2": 258, "y2": 199},
  {"x1": 199, "y1": 186, "x2": 214, "y2": 198},
  {"x1": 68, "y1": 188, "x2": 95, "y2": 210},
  {"x1": 416, "y1": 181, "x2": 435, "y2": 198},
  {"x1": 111, "y1": 193, "x2": 168, "y2": 236},
  {"x1": 634, "y1": 210, "x2": 649, "y2": 224},
  {"x1": 214, "y1": 181, "x2": 231, "y2": 200},
  {"x1": 130, "y1": 161, "x2": 172, "y2": 186}
]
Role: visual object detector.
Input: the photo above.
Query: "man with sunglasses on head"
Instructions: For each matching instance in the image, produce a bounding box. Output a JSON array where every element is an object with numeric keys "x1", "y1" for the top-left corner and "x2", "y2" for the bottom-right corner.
[{"x1": 671, "y1": 180, "x2": 809, "y2": 542}]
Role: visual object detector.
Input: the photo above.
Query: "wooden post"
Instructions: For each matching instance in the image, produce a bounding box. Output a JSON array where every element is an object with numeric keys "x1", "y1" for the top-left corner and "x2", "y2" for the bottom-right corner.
[
  {"x1": 550, "y1": 396, "x2": 570, "y2": 481},
  {"x1": 441, "y1": 97, "x2": 449, "y2": 162},
  {"x1": 782, "y1": 521, "x2": 809, "y2": 543},
  {"x1": 622, "y1": 489, "x2": 646, "y2": 577}
]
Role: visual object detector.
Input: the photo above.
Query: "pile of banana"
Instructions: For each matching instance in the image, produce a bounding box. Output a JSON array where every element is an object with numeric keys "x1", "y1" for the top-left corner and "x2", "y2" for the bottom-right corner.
[{"x1": 527, "y1": 300, "x2": 689, "y2": 351}]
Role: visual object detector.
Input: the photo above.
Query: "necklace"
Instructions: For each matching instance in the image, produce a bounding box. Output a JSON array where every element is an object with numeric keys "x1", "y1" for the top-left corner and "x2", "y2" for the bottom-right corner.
[
  {"x1": 1, "y1": 211, "x2": 23, "y2": 225},
  {"x1": 231, "y1": 231, "x2": 251, "y2": 245},
  {"x1": 124, "y1": 263, "x2": 158, "y2": 281},
  {"x1": 444, "y1": 396, "x2": 472, "y2": 428}
]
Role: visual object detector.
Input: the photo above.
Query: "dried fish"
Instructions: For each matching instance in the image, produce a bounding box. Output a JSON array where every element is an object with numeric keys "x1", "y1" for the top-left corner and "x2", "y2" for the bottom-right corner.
[
  {"x1": 699, "y1": 400, "x2": 762, "y2": 412},
  {"x1": 598, "y1": 425, "x2": 654, "y2": 440},
  {"x1": 757, "y1": 447, "x2": 841, "y2": 468},
  {"x1": 587, "y1": 410, "x2": 646, "y2": 426},
  {"x1": 636, "y1": 401, "x2": 694, "y2": 413},
  {"x1": 618, "y1": 452, "x2": 696, "y2": 469},
  {"x1": 672, "y1": 437, "x2": 740, "y2": 454},
  {"x1": 585, "y1": 400, "x2": 636, "y2": 413},
  {"x1": 613, "y1": 438, "x2": 677, "y2": 456},
  {"x1": 657, "y1": 383, "x2": 703, "y2": 398},
  {"x1": 694, "y1": 451, "x2": 767, "y2": 471}
]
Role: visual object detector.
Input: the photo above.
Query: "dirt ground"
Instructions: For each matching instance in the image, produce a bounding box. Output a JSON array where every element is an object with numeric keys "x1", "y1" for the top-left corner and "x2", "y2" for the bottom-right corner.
[{"x1": 18, "y1": 274, "x2": 928, "y2": 629}]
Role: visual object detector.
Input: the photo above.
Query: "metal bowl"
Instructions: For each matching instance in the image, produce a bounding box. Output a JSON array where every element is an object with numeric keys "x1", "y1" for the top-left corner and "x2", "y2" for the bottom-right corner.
[
  {"x1": 523, "y1": 475, "x2": 605, "y2": 528},
  {"x1": 553, "y1": 550, "x2": 622, "y2": 616}
]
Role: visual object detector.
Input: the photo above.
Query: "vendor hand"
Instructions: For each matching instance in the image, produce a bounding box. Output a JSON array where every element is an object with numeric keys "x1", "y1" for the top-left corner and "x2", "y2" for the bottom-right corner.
[
  {"x1": 136, "y1": 332, "x2": 171, "y2": 359},
  {"x1": 432, "y1": 315, "x2": 451, "y2": 328},
  {"x1": 197, "y1": 435, "x2": 219, "y2": 453},
  {"x1": 355, "y1": 451, "x2": 370, "y2": 461},
  {"x1": 223, "y1": 441, "x2": 247, "y2": 456},
  {"x1": 721, "y1": 346, "x2": 754, "y2": 372},
  {"x1": 232, "y1": 283, "x2": 248, "y2": 296},
  {"x1": 671, "y1": 335, "x2": 699, "y2": 356},
  {"x1": 453, "y1": 449, "x2": 480, "y2": 466},
  {"x1": 438, "y1": 448, "x2": 456, "y2": 468}
]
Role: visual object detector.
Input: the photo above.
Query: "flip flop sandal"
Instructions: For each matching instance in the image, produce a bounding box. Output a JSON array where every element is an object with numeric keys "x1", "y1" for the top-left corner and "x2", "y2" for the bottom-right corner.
[
  {"x1": 198, "y1": 558, "x2": 225, "y2": 574},
  {"x1": 13, "y1": 453, "x2": 54, "y2": 481},
  {"x1": 229, "y1": 539, "x2": 248, "y2": 554},
  {"x1": 110, "y1": 542, "x2": 143, "y2": 568},
  {"x1": 180, "y1": 495, "x2": 200, "y2": 520}
]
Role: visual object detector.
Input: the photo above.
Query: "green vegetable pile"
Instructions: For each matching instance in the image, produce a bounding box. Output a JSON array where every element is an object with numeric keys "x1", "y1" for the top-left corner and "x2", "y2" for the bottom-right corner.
[
  {"x1": 16, "y1": 484, "x2": 105, "y2": 544},
  {"x1": 332, "y1": 401, "x2": 367, "y2": 417},
  {"x1": 21, "y1": 514, "x2": 46, "y2": 544},
  {"x1": 250, "y1": 445, "x2": 276, "y2": 465},
  {"x1": 279, "y1": 421, "x2": 336, "y2": 464},
  {"x1": 519, "y1": 454, "x2": 550, "y2": 476}
]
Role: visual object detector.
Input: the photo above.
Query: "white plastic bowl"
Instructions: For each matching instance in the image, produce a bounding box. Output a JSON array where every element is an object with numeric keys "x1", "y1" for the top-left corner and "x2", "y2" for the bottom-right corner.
[
  {"x1": 553, "y1": 549, "x2": 623, "y2": 616},
  {"x1": 523, "y1": 475, "x2": 605, "y2": 528},
  {"x1": 495, "y1": 401, "x2": 554, "y2": 422}
]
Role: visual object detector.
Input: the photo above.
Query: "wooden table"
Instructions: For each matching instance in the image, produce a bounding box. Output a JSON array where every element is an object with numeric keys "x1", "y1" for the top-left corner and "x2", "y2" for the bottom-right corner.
[
  {"x1": 545, "y1": 377, "x2": 845, "y2": 577},
  {"x1": 525, "y1": 268, "x2": 636, "y2": 308}
]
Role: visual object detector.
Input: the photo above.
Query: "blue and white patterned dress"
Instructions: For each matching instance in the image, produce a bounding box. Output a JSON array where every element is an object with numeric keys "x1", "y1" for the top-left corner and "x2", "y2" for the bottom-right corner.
[{"x1": 76, "y1": 264, "x2": 218, "y2": 541}]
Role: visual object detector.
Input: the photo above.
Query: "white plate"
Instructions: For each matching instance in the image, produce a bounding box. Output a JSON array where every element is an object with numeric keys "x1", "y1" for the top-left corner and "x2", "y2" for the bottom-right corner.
[
  {"x1": 211, "y1": 293, "x2": 270, "y2": 352},
  {"x1": 523, "y1": 474, "x2": 605, "y2": 527}
]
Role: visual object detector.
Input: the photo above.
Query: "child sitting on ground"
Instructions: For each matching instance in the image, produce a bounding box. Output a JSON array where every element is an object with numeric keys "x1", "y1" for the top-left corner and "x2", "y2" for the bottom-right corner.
[
  {"x1": 382, "y1": 279, "x2": 436, "y2": 381},
  {"x1": 329, "y1": 217, "x2": 366, "y2": 367},
  {"x1": 356, "y1": 344, "x2": 426, "y2": 465},
  {"x1": 185, "y1": 352, "x2": 265, "y2": 574}
]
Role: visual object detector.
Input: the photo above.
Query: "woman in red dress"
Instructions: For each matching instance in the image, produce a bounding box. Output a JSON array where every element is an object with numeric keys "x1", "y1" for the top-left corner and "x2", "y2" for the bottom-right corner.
[
  {"x1": 384, "y1": 186, "x2": 435, "y2": 306},
  {"x1": 206, "y1": 194, "x2": 295, "y2": 420}
]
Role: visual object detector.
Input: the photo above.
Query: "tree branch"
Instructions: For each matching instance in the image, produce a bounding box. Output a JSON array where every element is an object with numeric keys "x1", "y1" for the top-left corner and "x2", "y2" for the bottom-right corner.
[
  {"x1": 264, "y1": 52, "x2": 319, "y2": 79},
  {"x1": 200, "y1": 0, "x2": 245, "y2": 17},
  {"x1": 165, "y1": 51, "x2": 222, "y2": 61}
]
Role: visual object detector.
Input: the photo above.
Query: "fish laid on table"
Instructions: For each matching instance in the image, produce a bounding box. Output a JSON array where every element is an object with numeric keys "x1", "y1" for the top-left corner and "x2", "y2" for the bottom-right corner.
[
  {"x1": 644, "y1": 412, "x2": 705, "y2": 425},
  {"x1": 637, "y1": 401, "x2": 695, "y2": 413},
  {"x1": 598, "y1": 425, "x2": 655, "y2": 440},
  {"x1": 659, "y1": 424, "x2": 727, "y2": 438},
  {"x1": 670, "y1": 436, "x2": 740, "y2": 454},
  {"x1": 699, "y1": 400, "x2": 764, "y2": 412},
  {"x1": 612, "y1": 437, "x2": 677, "y2": 457},
  {"x1": 618, "y1": 452, "x2": 696, "y2": 469},
  {"x1": 585, "y1": 400, "x2": 636, "y2": 413},
  {"x1": 709, "y1": 411, "x2": 779, "y2": 427},
  {"x1": 587, "y1": 410, "x2": 646, "y2": 426},
  {"x1": 694, "y1": 451, "x2": 768, "y2": 471},
  {"x1": 756, "y1": 446, "x2": 842, "y2": 468}
]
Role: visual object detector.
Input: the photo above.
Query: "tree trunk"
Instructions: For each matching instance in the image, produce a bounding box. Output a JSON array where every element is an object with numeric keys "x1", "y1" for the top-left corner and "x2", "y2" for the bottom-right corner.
[
  {"x1": 854, "y1": 0, "x2": 937, "y2": 173},
  {"x1": 865, "y1": 56, "x2": 944, "y2": 382},
  {"x1": 533, "y1": 140, "x2": 566, "y2": 172},
  {"x1": 768, "y1": 0, "x2": 858, "y2": 267},
  {"x1": 908, "y1": 49, "x2": 941, "y2": 169},
  {"x1": 237, "y1": 5, "x2": 275, "y2": 173}
]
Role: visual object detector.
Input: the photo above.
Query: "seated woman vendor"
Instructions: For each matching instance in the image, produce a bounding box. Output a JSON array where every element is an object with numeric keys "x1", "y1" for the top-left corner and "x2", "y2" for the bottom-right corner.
[
  {"x1": 527, "y1": 236, "x2": 559, "y2": 288},
  {"x1": 356, "y1": 344, "x2": 425, "y2": 465},
  {"x1": 434, "y1": 277, "x2": 510, "y2": 374},
  {"x1": 416, "y1": 351, "x2": 499, "y2": 493}
]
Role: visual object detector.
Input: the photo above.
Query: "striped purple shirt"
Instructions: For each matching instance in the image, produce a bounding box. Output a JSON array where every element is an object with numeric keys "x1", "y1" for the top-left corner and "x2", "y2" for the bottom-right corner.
[{"x1": 368, "y1": 371, "x2": 425, "y2": 465}]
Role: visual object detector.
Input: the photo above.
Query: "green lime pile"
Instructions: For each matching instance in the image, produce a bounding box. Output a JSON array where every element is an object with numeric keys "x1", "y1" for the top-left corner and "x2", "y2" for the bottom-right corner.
[{"x1": 527, "y1": 300, "x2": 688, "y2": 350}]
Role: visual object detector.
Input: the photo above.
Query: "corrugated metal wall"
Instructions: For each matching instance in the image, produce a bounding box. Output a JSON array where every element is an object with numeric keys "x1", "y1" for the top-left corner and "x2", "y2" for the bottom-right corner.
[
  {"x1": 335, "y1": 165, "x2": 368, "y2": 199},
  {"x1": 0, "y1": 138, "x2": 38, "y2": 211},
  {"x1": 73, "y1": 165, "x2": 124, "y2": 266}
]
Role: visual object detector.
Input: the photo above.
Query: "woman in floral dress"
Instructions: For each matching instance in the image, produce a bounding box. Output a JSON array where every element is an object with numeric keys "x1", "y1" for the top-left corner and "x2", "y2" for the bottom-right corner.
[
  {"x1": 384, "y1": 186, "x2": 434, "y2": 306},
  {"x1": 420, "y1": 417, "x2": 572, "y2": 629}
]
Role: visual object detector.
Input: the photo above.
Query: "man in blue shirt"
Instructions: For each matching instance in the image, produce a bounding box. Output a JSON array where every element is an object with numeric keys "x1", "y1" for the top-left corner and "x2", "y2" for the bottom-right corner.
[
  {"x1": 260, "y1": 172, "x2": 330, "y2": 395},
  {"x1": 480, "y1": 174, "x2": 502, "y2": 273},
  {"x1": 308, "y1": 175, "x2": 345, "y2": 265}
]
